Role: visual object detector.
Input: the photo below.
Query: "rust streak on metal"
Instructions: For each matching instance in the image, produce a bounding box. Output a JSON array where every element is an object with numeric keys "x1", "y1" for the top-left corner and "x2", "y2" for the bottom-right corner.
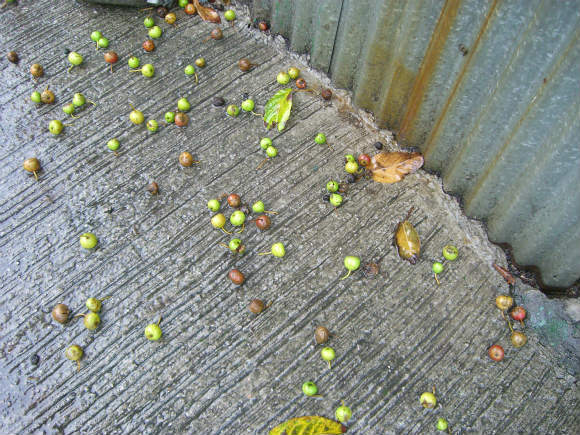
[
  {"x1": 424, "y1": 0, "x2": 500, "y2": 159},
  {"x1": 399, "y1": 0, "x2": 462, "y2": 140}
]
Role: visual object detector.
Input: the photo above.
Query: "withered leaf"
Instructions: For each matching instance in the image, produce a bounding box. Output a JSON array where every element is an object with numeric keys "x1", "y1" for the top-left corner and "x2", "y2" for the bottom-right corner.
[
  {"x1": 193, "y1": 0, "x2": 221, "y2": 23},
  {"x1": 269, "y1": 416, "x2": 346, "y2": 435},
  {"x1": 369, "y1": 151, "x2": 424, "y2": 183}
]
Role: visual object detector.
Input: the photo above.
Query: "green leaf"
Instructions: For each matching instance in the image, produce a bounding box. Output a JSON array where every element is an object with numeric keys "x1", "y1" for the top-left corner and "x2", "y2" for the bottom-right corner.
[{"x1": 263, "y1": 88, "x2": 292, "y2": 131}]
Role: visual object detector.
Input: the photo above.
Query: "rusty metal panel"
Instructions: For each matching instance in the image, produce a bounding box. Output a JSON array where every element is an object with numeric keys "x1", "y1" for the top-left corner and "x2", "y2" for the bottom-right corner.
[{"x1": 253, "y1": 0, "x2": 580, "y2": 288}]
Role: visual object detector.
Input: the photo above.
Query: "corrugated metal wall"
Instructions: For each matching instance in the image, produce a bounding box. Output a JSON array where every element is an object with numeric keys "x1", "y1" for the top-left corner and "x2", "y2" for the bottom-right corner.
[{"x1": 250, "y1": 0, "x2": 580, "y2": 289}]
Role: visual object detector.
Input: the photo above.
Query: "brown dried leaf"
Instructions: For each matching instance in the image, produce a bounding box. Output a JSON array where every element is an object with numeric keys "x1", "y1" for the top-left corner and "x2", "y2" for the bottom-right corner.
[
  {"x1": 369, "y1": 151, "x2": 424, "y2": 183},
  {"x1": 193, "y1": 0, "x2": 221, "y2": 23}
]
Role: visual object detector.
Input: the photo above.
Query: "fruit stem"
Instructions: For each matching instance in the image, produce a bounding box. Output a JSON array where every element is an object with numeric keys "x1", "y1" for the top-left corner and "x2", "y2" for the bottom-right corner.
[
  {"x1": 327, "y1": 360, "x2": 332, "y2": 370},
  {"x1": 264, "y1": 210, "x2": 278, "y2": 215},
  {"x1": 339, "y1": 270, "x2": 352, "y2": 280},
  {"x1": 432, "y1": 385, "x2": 436, "y2": 395},
  {"x1": 251, "y1": 111, "x2": 263, "y2": 117},
  {"x1": 77, "y1": 360, "x2": 81, "y2": 371},
  {"x1": 99, "y1": 296, "x2": 112, "y2": 303},
  {"x1": 74, "y1": 313, "x2": 86, "y2": 319},
  {"x1": 110, "y1": 64, "x2": 113, "y2": 74},
  {"x1": 33, "y1": 171, "x2": 38, "y2": 181},
  {"x1": 88, "y1": 100, "x2": 97, "y2": 106},
  {"x1": 220, "y1": 227, "x2": 232, "y2": 235},
  {"x1": 255, "y1": 158, "x2": 268, "y2": 170},
  {"x1": 194, "y1": 72, "x2": 198, "y2": 84},
  {"x1": 258, "y1": 251, "x2": 272, "y2": 256},
  {"x1": 236, "y1": 222, "x2": 245, "y2": 234},
  {"x1": 218, "y1": 242, "x2": 229, "y2": 249},
  {"x1": 156, "y1": 316, "x2": 162, "y2": 326},
  {"x1": 70, "y1": 113, "x2": 79, "y2": 119},
  {"x1": 67, "y1": 65, "x2": 74, "y2": 73},
  {"x1": 507, "y1": 319, "x2": 514, "y2": 333},
  {"x1": 434, "y1": 273, "x2": 440, "y2": 285}
]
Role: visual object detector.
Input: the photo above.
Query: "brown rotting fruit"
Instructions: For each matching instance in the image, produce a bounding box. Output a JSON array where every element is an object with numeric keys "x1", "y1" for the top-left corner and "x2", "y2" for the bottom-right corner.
[
  {"x1": 228, "y1": 269, "x2": 245, "y2": 285},
  {"x1": 23, "y1": 157, "x2": 41, "y2": 180},
  {"x1": 7, "y1": 51, "x2": 19, "y2": 64},
  {"x1": 314, "y1": 326, "x2": 330, "y2": 344},
  {"x1": 143, "y1": 40, "x2": 155, "y2": 52},
  {"x1": 51, "y1": 303, "x2": 70, "y2": 324},
  {"x1": 248, "y1": 299, "x2": 265, "y2": 314},
  {"x1": 40, "y1": 87, "x2": 55, "y2": 104},
  {"x1": 296, "y1": 78, "x2": 307, "y2": 89},
  {"x1": 30, "y1": 63, "x2": 44, "y2": 78},
  {"x1": 174, "y1": 112, "x2": 189, "y2": 127},
  {"x1": 179, "y1": 151, "x2": 199, "y2": 167},
  {"x1": 394, "y1": 207, "x2": 420, "y2": 264},
  {"x1": 255, "y1": 214, "x2": 271, "y2": 231},
  {"x1": 227, "y1": 193, "x2": 241, "y2": 208},
  {"x1": 147, "y1": 182, "x2": 159, "y2": 195},
  {"x1": 238, "y1": 58, "x2": 257, "y2": 72},
  {"x1": 321, "y1": 88, "x2": 332, "y2": 100},
  {"x1": 184, "y1": 3, "x2": 196, "y2": 15}
]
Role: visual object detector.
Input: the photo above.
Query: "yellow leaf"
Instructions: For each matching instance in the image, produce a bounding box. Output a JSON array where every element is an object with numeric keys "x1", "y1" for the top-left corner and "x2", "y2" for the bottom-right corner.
[
  {"x1": 369, "y1": 152, "x2": 424, "y2": 183},
  {"x1": 269, "y1": 416, "x2": 347, "y2": 435},
  {"x1": 193, "y1": 0, "x2": 221, "y2": 23}
]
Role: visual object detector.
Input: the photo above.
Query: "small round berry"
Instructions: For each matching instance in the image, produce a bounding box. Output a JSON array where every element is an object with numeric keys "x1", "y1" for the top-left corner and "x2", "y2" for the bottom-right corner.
[
  {"x1": 97, "y1": 37, "x2": 109, "y2": 48},
  {"x1": 30, "y1": 354, "x2": 40, "y2": 366},
  {"x1": 228, "y1": 238, "x2": 243, "y2": 253},
  {"x1": 104, "y1": 51, "x2": 118, "y2": 65},
  {"x1": 148, "y1": 25, "x2": 162, "y2": 39},
  {"x1": 48, "y1": 120, "x2": 64, "y2": 135},
  {"x1": 358, "y1": 154, "x2": 371, "y2": 167},
  {"x1": 287, "y1": 67, "x2": 300, "y2": 79},
  {"x1": 255, "y1": 214, "x2": 271, "y2": 231},
  {"x1": 230, "y1": 210, "x2": 246, "y2": 227},
  {"x1": 345, "y1": 154, "x2": 356, "y2": 162},
  {"x1": 7, "y1": 51, "x2": 19, "y2": 64},
  {"x1": 207, "y1": 199, "x2": 220, "y2": 212},
  {"x1": 329, "y1": 193, "x2": 343, "y2": 207},
  {"x1": 147, "y1": 119, "x2": 159, "y2": 132},
  {"x1": 511, "y1": 331, "x2": 527, "y2": 348},
  {"x1": 83, "y1": 312, "x2": 100, "y2": 330},
  {"x1": 72, "y1": 93, "x2": 86, "y2": 107},
  {"x1": 276, "y1": 72, "x2": 290, "y2": 85},
  {"x1": 228, "y1": 269, "x2": 245, "y2": 285},
  {"x1": 164, "y1": 12, "x2": 177, "y2": 25},
  {"x1": 184, "y1": 3, "x2": 196, "y2": 15},
  {"x1": 62, "y1": 103, "x2": 76, "y2": 116},
  {"x1": 265, "y1": 146, "x2": 278, "y2": 158},
  {"x1": 326, "y1": 181, "x2": 339, "y2": 193},
  {"x1": 210, "y1": 28, "x2": 223, "y2": 40},
  {"x1": 140, "y1": 64, "x2": 155, "y2": 77},
  {"x1": 184, "y1": 64, "x2": 196, "y2": 76},
  {"x1": 432, "y1": 262, "x2": 444, "y2": 274},
  {"x1": 41, "y1": 88, "x2": 55, "y2": 104},
  {"x1": 130, "y1": 108, "x2": 145, "y2": 125},
  {"x1": 91, "y1": 30, "x2": 103, "y2": 42},
  {"x1": 80, "y1": 232, "x2": 98, "y2": 249},
  {"x1": 211, "y1": 213, "x2": 227, "y2": 229},
  {"x1": 442, "y1": 245, "x2": 458, "y2": 261},
  {"x1": 143, "y1": 40, "x2": 155, "y2": 52},
  {"x1": 296, "y1": 78, "x2": 307, "y2": 89},
  {"x1": 144, "y1": 16, "x2": 155, "y2": 28},
  {"x1": 145, "y1": 323, "x2": 162, "y2": 340},
  {"x1": 195, "y1": 57, "x2": 206, "y2": 68},
  {"x1": 374, "y1": 141, "x2": 383, "y2": 150},
  {"x1": 226, "y1": 104, "x2": 240, "y2": 117},
  {"x1": 314, "y1": 326, "x2": 330, "y2": 344},
  {"x1": 177, "y1": 97, "x2": 191, "y2": 112},
  {"x1": 164, "y1": 111, "x2": 175, "y2": 123},
  {"x1": 31, "y1": 91, "x2": 42, "y2": 103},
  {"x1": 420, "y1": 392, "x2": 437, "y2": 408},
  {"x1": 238, "y1": 58, "x2": 256, "y2": 72},
  {"x1": 52, "y1": 304, "x2": 70, "y2": 324},
  {"x1": 495, "y1": 295, "x2": 513, "y2": 311},
  {"x1": 314, "y1": 133, "x2": 326, "y2": 144},
  {"x1": 23, "y1": 158, "x2": 41, "y2": 175},
  {"x1": 175, "y1": 112, "x2": 189, "y2": 127},
  {"x1": 67, "y1": 52, "x2": 83, "y2": 66},
  {"x1": 107, "y1": 138, "x2": 120, "y2": 151},
  {"x1": 224, "y1": 9, "x2": 236, "y2": 21},
  {"x1": 258, "y1": 21, "x2": 269, "y2": 31},
  {"x1": 147, "y1": 182, "x2": 159, "y2": 195},
  {"x1": 260, "y1": 137, "x2": 272, "y2": 150},
  {"x1": 271, "y1": 242, "x2": 285, "y2": 257},
  {"x1": 321, "y1": 347, "x2": 336, "y2": 368},
  {"x1": 241, "y1": 99, "x2": 255, "y2": 112},
  {"x1": 436, "y1": 418, "x2": 448, "y2": 431},
  {"x1": 252, "y1": 201, "x2": 265, "y2": 213},
  {"x1": 248, "y1": 299, "x2": 265, "y2": 314},
  {"x1": 488, "y1": 344, "x2": 504, "y2": 362},
  {"x1": 345, "y1": 161, "x2": 359, "y2": 174},
  {"x1": 302, "y1": 381, "x2": 318, "y2": 397},
  {"x1": 65, "y1": 345, "x2": 83, "y2": 362},
  {"x1": 178, "y1": 0, "x2": 188, "y2": 7},
  {"x1": 335, "y1": 405, "x2": 352, "y2": 423},
  {"x1": 321, "y1": 88, "x2": 332, "y2": 100},
  {"x1": 179, "y1": 151, "x2": 196, "y2": 167},
  {"x1": 30, "y1": 63, "x2": 44, "y2": 78},
  {"x1": 227, "y1": 193, "x2": 241, "y2": 208},
  {"x1": 510, "y1": 306, "x2": 526, "y2": 322}
]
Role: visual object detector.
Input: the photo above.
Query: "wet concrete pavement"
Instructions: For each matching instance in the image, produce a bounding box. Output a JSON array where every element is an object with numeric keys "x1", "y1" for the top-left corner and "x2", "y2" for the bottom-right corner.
[{"x1": 0, "y1": 1, "x2": 578, "y2": 434}]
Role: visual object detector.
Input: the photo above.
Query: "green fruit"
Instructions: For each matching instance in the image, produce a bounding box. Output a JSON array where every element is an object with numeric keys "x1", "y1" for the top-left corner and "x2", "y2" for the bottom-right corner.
[
  {"x1": 230, "y1": 210, "x2": 246, "y2": 227},
  {"x1": 130, "y1": 109, "x2": 145, "y2": 125},
  {"x1": 128, "y1": 56, "x2": 140, "y2": 68},
  {"x1": 97, "y1": 37, "x2": 109, "y2": 48},
  {"x1": 276, "y1": 72, "x2": 290, "y2": 85},
  {"x1": 140, "y1": 64, "x2": 154, "y2": 77},
  {"x1": 177, "y1": 97, "x2": 191, "y2": 112},
  {"x1": 345, "y1": 161, "x2": 359, "y2": 174},
  {"x1": 49, "y1": 120, "x2": 64, "y2": 135},
  {"x1": 72, "y1": 93, "x2": 86, "y2": 107},
  {"x1": 252, "y1": 201, "x2": 265, "y2": 213},
  {"x1": 260, "y1": 137, "x2": 272, "y2": 150},
  {"x1": 67, "y1": 52, "x2": 83, "y2": 66},
  {"x1": 288, "y1": 67, "x2": 300, "y2": 79},
  {"x1": 144, "y1": 17, "x2": 154, "y2": 28},
  {"x1": 442, "y1": 245, "x2": 458, "y2": 261},
  {"x1": 31, "y1": 91, "x2": 41, "y2": 103},
  {"x1": 345, "y1": 154, "x2": 355, "y2": 162},
  {"x1": 314, "y1": 133, "x2": 326, "y2": 144},
  {"x1": 107, "y1": 138, "x2": 120, "y2": 151},
  {"x1": 207, "y1": 199, "x2": 220, "y2": 212},
  {"x1": 321, "y1": 347, "x2": 336, "y2": 368},
  {"x1": 229, "y1": 238, "x2": 242, "y2": 252},
  {"x1": 224, "y1": 9, "x2": 236, "y2": 21},
  {"x1": 178, "y1": 0, "x2": 188, "y2": 7},
  {"x1": 272, "y1": 243, "x2": 285, "y2": 257},
  {"x1": 65, "y1": 345, "x2": 83, "y2": 361},
  {"x1": 211, "y1": 213, "x2": 227, "y2": 229},
  {"x1": 184, "y1": 64, "x2": 196, "y2": 76},
  {"x1": 83, "y1": 312, "x2": 100, "y2": 330},
  {"x1": 335, "y1": 405, "x2": 352, "y2": 423},
  {"x1": 80, "y1": 232, "x2": 98, "y2": 249},
  {"x1": 436, "y1": 418, "x2": 448, "y2": 431},
  {"x1": 226, "y1": 104, "x2": 240, "y2": 117},
  {"x1": 91, "y1": 31, "x2": 103, "y2": 42},
  {"x1": 241, "y1": 99, "x2": 254, "y2": 112},
  {"x1": 147, "y1": 119, "x2": 159, "y2": 132},
  {"x1": 432, "y1": 262, "x2": 444, "y2": 274},
  {"x1": 302, "y1": 381, "x2": 318, "y2": 397},
  {"x1": 148, "y1": 25, "x2": 162, "y2": 39},
  {"x1": 329, "y1": 193, "x2": 343, "y2": 207},
  {"x1": 420, "y1": 392, "x2": 437, "y2": 408},
  {"x1": 265, "y1": 146, "x2": 278, "y2": 158},
  {"x1": 62, "y1": 103, "x2": 75, "y2": 115},
  {"x1": 145, "y1": 323, "x2": 162, "y2": 340},
  {"x1": 344, "y1": 256, "x2": 360, "y2": 271},
  {"x1": 164, "y1": 111, "x2": 175, "y2": 123},
  {"x1": 326, "y1": 181, "x2": 338, "y2": 192}
]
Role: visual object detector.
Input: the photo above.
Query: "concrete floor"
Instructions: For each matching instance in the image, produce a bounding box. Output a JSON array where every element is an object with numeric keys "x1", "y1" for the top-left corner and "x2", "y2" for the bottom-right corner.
[{"x1": 0, "y1": 1, "x2": 578, "y2": 434}]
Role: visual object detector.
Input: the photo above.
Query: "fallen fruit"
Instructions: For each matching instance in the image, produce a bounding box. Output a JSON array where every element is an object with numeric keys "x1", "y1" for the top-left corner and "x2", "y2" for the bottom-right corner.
[
  {"x1": 248, "y1": 299, "x2": 265, "y2": 314},
  {"x1": 228, "y1": 269, "x2": 245, "y2": 285},
  {"x1": 79, "y1": 232, "x2": 98, "y2": 249},
  {"x1": 78, "y1": 312, "x2": 100, "y2": 330},
  {"x1": 259, "y1": 242, "x2": 285, "y2": 257},
  {"x1": 23, "y1": 158, "x2": 41, "y2": 180},
  {"x1": 488, "y1": 344, "x2": 505, "y2": 361},
  {"x1": 31, "y1": 92, "x2": 41, "y2": 103},
  {"x1": 321, "y1": 346, "x2": 336, "y2": 369},
  {"x1": 321, "y1": 88, "x2": 332, "y2": 100},
  {"x1": 174, "y1": 112, "x2": 189, "y2": 127},
  {"x1": 224, "y1": 9, "x2": 236, "y2": 21},
  {"x1": 258, "y1": 21, "x2": 269, "y2": 31},
  {"x1": 129, "y1": 107, "x2": 145, "y2": 125},
  {"x1": 52, "y1": 304, "x2": 70, "y2": 324},
  {"x1": 67, "y1": 52, "x2": 83, "y2": 71},
  {"x1": 314, "y1": 133, "x2": 326, "y2": 145},
  {"x1": 144, "y1": 16, "x2": 154, "y2": 28},
  {"x1": 164, "y1": 111, "x2": 175, "y2": 123},
  {"x1": 7, "y1": 51, "x2": 19, "y2": 64},
  {"x1": 326, "y1": 181, "x2": 339, "y2": 193},
  {"x1": 288, "y1": 66, "x2": 300, "y2": 79},
  {"x1": 146, "y1": 119, "x2": 159, "y2": 132},
  {"x1": 226, "y1": 104, "x2": 240, "y2": 117},
  {"x1": 148, "y1": 25, "x2": 162, "y2": 39},
  {"x1": 302, "y1": 381, "x2": 318, "y2": 397},
  {"x1": 145, "y1": 319, "x2": 162, "y2": 340},
  {"x1": 395, "y1": 208, "x2": 420, "y2": 264},
  {"x1": 358, "y1": 154, "x2": 371, "y2": 167},
  {"x1": 255, "y1": 214, "x2": 271, "y2": 231},
  {"x1": 211, "y1": 213, "x2": 231, "y2": 233},
  {"x1": 227, "y1": 193, "x2": 241, "y2": 208},
  {"x1": 314, "y1": 326, "x2": 330, "y2": 344},
  {"x1": 510, "y1": 306, "x2": 526, "y2": 323},
  {"x1": 210, "y1": 28, "x2": 223, "y2": 40},
  {"x1": 86, "y1": 296, "x2": 110, "y2": 313},
  {"x1": 420, "y1": 391, "x2": 437, "y2": 409},
  {"x1": 495, "y1": 295, "x2": 514, "y2": 311},
  {"x1": 41, "y1": 88, "x2": 55, "y2": 104},
  {"x1": 164, "y1": 12, "x2": 177, "y2": 25},
  {"x1": 97, "y1": 37, "x2": 109, "y2": 49},
  {"x1": 329, "y1": 193, "x2": 343, "y2": 207},
  {"x1": 345, "y1": 161, "x2": 359, "y2": 174},
  {"x1": 341, "y1": 256, "x2": 360, "y2": 279},
  {"x1": 195, "y1": 57, "x2": 206, "y2": 68},
  {"x1": 65, "y1": 345, "x2": 83, "y2": 370},
  {"x1": 184, "y1": 3, "x2": 196, "y2": 15},
  {"x1": 296, "y1": 78, "x2": 307, "y2": 89},
  {"x1": 48, "y1": 120, "x2": 64, "y2": 135},
  {"x1": 511, "y1": 331, "x2": 527, "y2": 348},
  {"x1": 207, "y1": 199, "x2": 220, "y2": 212},
  {"x1": 335, "y1": 404, "x2": 352, "y2": 423},
  {"x1": 143, "y1": 40, "x2": 155, "y2": 52},
  {"x1": 30, "y1": 63, "x2": 44, "y2": 78},
  {"x1": 179, "y1": 151, "x2": 198, "y2": 167},
  {"x1": 276, "y1": 71, "x2": 290, "y2": 85},
  {"x1": 442, "y1": 245, "x2": 458, "y2": 261},
  {"x1": 436, "y1": 418, "x2": 448, "y2": 431},
  {"x1": 147, "y1": 182, "x2": 159, "y2": 195},
  {"x1": 178, "y1": 97, "x2": 191, "y2": 112},
  {"x1": 260, "y1": 137, "x2": 272, "y2": 150}
]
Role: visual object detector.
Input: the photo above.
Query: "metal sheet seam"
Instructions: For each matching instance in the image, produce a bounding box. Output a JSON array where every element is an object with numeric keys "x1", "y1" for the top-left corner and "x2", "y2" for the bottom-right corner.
[
  {"x1": 423, "y1": 0, "x2": 499, "y2": 160},
  {"x1": 399, "y1": 0, "x2": 462, "y2": 140},
  {"x1": 326, "y1": 0, "x2": 345, "y2": 75}
]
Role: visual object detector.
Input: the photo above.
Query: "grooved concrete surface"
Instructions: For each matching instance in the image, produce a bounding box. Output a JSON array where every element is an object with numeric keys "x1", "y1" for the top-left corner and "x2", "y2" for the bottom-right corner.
[{"x1": 0, "y1": 1, "x2": 578, "y2": 434}]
